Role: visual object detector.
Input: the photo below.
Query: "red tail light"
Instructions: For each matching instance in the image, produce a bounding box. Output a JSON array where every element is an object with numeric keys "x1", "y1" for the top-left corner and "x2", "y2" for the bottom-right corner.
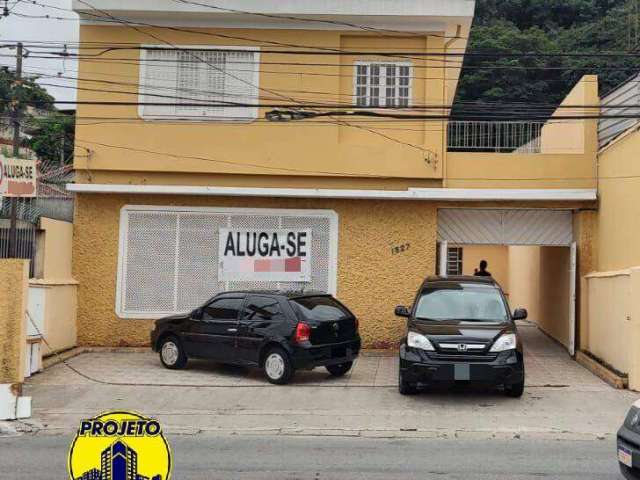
[{"x1": 294, "y1": 322, "x2": 311, "y2": 343}]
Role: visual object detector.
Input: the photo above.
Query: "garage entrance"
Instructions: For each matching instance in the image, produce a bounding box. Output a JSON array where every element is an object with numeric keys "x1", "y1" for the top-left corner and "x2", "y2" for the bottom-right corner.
[{"x1": 437, "y1": 209, "x2": 577, "y2": 355}]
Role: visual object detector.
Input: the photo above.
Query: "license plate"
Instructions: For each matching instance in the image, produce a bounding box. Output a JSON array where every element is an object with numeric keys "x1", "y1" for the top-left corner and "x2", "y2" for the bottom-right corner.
[
  {"x1": 619, "y1": 446, "x2": 633, "y2": 467},
  {"x1": 454, "y1": 364, "x2": 470, "y2": 381}
]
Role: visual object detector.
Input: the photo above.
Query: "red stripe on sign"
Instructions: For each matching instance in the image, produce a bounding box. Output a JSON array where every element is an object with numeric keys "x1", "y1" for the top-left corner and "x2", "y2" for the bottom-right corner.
[
  {"x1": 285, "y1": 257, "x2": 302, "y2": 273},
  {"x1": 254, "y1": 259, "x2": 271, "y2": 272}
]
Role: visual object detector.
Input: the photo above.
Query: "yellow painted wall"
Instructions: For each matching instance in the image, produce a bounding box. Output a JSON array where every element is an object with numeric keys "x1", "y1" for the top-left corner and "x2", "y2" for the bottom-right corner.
[
  {"x1": 585, "y1": 271, "x2": 631, "y2": 374},
  {"x1": 74, "y1": 26, "x2": 450, "y2": 183},
  {"x1": 445, "y1": 76, "x2": 598, "y2": 190},
  {"x1": 507, "y1": 246, "x2": 541, "y2": 321},
  {"x1": 538, "y1": 247, "x2": 571, "y2": 348},
  {"x1": 73, "y1": 194, "x2": 438, "y2": 348},
  {"x1": 596, "y1": 131, "x2": 640, "y2": 271},
  {"x1": 0, "y1": 260, "x2": 28, "y2": 384},
  {"x1": 540, "y1": 75, "x2": 599, "y2": 156},
  {"x1": 40, "y1": 218, "x2": 74, "y2": 281}
]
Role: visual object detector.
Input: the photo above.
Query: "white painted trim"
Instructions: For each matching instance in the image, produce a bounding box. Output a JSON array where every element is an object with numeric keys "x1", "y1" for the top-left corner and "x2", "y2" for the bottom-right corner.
[
  {"x1": 569, "y1": 241, "x2": 577, "y2": 357},
  {"x1": 138, "y1": 45, "x2": 260, "y2": 122},
  {"x1": 68, "y1": 184, "x2": 598, "y2": 202},
  {"x1": 116, "y1": 205, "x2": 339, "y2": 319}
]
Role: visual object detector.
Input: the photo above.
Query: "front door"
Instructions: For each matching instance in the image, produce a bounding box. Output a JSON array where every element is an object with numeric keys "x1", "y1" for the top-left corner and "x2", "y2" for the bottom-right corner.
[
  {"x1": 237, "y1": 296, "x2": 286, "y2": 365},
  {"x1": 184, "y1": 297, "x2": 243, "y2": 361}
]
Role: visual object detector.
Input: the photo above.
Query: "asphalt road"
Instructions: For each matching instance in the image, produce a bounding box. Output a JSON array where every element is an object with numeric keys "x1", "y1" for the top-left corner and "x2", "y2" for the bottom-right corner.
[{"x1": 0, "y1": 433, "x2": 624, "y2": 479}]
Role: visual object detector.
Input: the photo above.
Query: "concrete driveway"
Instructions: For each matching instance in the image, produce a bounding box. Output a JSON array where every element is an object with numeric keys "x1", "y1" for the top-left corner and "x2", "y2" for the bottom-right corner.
[{"x1": 19, "y1": 322, "x2": 639, "y2": 440}]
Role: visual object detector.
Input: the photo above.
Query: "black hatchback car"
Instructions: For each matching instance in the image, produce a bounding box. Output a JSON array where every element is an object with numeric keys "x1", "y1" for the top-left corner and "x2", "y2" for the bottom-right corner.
[
  {"x1": 396, "y1": 276, "x2": 526, "y2": 397},
  {"x1": 151, "y1": 291, "x2": 361, "y2": 384}
]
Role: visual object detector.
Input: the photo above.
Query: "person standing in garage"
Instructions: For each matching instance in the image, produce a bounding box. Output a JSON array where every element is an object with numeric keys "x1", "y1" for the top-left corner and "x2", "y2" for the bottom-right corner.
[{"x1": 474, "y1": 260, "x2": 492, "y2": 277}]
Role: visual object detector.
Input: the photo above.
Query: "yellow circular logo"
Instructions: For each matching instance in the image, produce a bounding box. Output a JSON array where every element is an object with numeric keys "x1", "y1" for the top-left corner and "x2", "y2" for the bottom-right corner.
[{"x1": 68, "y1": 411, "x2": 172, "y2": 480}]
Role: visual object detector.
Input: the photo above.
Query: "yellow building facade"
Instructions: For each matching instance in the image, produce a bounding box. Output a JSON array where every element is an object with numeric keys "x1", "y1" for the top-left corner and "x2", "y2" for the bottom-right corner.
[{"x1": 69, "y1": 1, "x2": 601, "y2": 360}]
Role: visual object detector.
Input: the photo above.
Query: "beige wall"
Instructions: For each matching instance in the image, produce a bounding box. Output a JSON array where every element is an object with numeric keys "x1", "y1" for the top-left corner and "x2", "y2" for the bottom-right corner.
[
  {"x1": 507, "y1": 246, "x2": 541, "y2": 321},
  {"x1": 585, "y1": 271, "x2": 632, "y2": 374},
  {"x1": 540, "y1": 75, "x2": 599, "y2": 156},
  {"x1": 457, "y1": 245, "x2": 510, "y2": 294},
  {"x1": 0, "y1": 260, "x2": 29, "y2": 384},
  {"x1": 538, "y1": 247, "x2": 571, "y2": 348},
  {"x1": 596, "y1": 130, "x2": 640, "y2": 272},
  {"x1": 30, "y1": 218, "x2": 78, "y2": 354},
  {"x1": 74, "y1": 194, "x2": 438, "y2": 349}
]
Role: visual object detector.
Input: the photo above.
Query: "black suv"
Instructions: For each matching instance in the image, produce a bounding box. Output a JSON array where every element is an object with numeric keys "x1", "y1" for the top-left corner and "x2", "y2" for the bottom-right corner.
[
  {"x1": 396, "y1": 276, "x2": 526, "y2": 397},
  {"x1": 151, "y1": 291, "x2": 361, "y2": 384}
]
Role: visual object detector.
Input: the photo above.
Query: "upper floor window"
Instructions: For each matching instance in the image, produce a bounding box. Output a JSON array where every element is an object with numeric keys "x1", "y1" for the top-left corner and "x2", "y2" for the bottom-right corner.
[
  {"x1": 139, "y1": 46, "x2": 260, "y2": 121},
  {"x1": 354, "y1": 62, "x2": 412, "y2": 108}
]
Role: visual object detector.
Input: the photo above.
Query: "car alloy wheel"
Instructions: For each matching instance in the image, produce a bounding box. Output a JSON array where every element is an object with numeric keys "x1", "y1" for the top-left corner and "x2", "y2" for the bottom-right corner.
[
  {"x1": 265, "y1": 353, "x2": 285, "y2": 380},
  {"x1": 161, "y1": 341, "x2": 179, "y2": 366},
  {"x1": 159, "y1": 336, "x2": 187, "y2": 370}
]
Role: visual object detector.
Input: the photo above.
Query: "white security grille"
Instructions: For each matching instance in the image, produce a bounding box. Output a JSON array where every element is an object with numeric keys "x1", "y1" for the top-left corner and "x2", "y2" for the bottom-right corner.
[
  {"x1": 438, "y1": 209, "x2": 573, "y2": 246},
  {"x1": 139, "y1": 46, "x2": 260, "y2": 120},
  {"x1": 117, "y1": 206, "x2": 338, "y2": 319},
  {"x1": 354, "y1": 62, "x2": 412, "y2": 107}
]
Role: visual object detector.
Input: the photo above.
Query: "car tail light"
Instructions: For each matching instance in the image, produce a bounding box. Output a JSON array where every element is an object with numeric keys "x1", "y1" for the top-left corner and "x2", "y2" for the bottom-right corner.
[{"x1": 294, "y1": 322, "x2": 311, "y2": 343}]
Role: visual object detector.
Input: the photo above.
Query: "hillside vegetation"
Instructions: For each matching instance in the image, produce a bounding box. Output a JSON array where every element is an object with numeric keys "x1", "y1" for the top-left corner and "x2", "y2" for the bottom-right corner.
[{"x1": 455, "y1": 0, "x2": 638, "y2": 112}]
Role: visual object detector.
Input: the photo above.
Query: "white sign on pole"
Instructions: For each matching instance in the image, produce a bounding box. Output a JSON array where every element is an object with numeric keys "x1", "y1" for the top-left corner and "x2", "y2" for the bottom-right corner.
[
  {"x1": 218, "y1": 228, "x2": 312, "y2": 282},
  {"x1": 0, "y1": 156, "x2": 37, "y2": 197}
]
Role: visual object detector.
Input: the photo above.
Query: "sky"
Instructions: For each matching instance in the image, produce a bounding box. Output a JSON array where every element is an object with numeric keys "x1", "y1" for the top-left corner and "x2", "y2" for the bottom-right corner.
[{"x1": 0, "y1": 0, "x2": 79, "y2": 105}]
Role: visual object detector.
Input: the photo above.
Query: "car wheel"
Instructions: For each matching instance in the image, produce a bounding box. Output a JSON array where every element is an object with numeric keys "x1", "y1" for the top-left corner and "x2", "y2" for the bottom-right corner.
[
  {"x1": 399, "y1": 370, "x2": 418, "y2": 395},
  {"x1": 620, "y1": 463, "x2": 640, "y2": 480},
  {"x1": 326, "y1": 362, "x2": 353, "y2": 377},
  {"x1": 263, "y1": 347, "x2": 294, "y2": 385},
  {"x1": 504, "y1": 379, "x2": 525, "y2": 398},
  {"x1": 159, "y1": 336, "x2": 187, "y2": 370}
]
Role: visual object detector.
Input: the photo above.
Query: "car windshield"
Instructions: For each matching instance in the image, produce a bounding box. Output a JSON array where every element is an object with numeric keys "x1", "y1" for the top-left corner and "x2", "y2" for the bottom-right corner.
[
  {"x1": 414, "y1": 284, "x2": 509, "y2": 323},
  {"x1": 290, "y1": 296, "x2": 351, "y2": 322}
]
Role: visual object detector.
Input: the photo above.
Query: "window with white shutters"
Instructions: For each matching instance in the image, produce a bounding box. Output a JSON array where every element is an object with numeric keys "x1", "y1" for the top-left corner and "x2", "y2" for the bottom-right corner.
[
  {"x1": 116, "y1": 206, "x2": 338, "y2": 319},
  {"x1": 354, "y1": 62, "x2": 412, "y2": 108},
  {"x1": 139, "y1": 46, "x2": 260, "y2": 120}
]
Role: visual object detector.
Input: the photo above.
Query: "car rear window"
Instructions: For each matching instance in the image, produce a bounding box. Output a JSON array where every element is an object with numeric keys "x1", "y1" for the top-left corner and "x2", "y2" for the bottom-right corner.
[{"x1": 289, "y1": 296, "x2": 351, "y2": 322}]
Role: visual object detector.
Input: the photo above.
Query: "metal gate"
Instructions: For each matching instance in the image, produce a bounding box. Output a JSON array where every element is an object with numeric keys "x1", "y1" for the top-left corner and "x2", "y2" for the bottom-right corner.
[{"x1": 438, "y1": 209, "x2": 573, "y2": 246}]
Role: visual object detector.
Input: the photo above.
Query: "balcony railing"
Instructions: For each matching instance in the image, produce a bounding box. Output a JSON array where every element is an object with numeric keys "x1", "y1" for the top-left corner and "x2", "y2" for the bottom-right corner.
[{"x1": 448, "y1": 121, "x2": 543, "y2": 153}]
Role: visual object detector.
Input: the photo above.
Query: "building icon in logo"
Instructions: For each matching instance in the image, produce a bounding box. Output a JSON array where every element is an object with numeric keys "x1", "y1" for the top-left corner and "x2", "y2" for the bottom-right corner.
[{"x1": 76, "y1": 440, "x2": 162, "y2": 480}]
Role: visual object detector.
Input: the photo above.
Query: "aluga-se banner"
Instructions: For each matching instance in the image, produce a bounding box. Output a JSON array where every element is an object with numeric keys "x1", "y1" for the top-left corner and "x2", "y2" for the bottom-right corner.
[{"x1": 218, "y1": 228, "x2": 312, "y2": 282}]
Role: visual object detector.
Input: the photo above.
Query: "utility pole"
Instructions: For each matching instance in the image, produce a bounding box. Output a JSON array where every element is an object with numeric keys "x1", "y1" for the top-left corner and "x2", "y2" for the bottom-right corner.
[{"x1": 8, "y1": 42, "x2": 23, "y2": 258}]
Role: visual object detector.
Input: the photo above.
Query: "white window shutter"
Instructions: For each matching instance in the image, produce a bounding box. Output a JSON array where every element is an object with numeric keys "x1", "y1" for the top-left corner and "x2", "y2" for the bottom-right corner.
[
  {"x1": 140, "y1": 47, "x2": 259, "y2": 120},
  {"x1": 141, "y1": 49, "x2": 179, "y2": 118}
]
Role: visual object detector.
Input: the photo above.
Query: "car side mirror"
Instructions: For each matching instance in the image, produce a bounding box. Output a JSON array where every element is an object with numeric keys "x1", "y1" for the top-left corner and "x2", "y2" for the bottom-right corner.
[
  {"x1": 191, "y1": 307, "x2": 204, "y2": 320},
  {"x1": 395, "y1": 306, "x2": 411, "y2": 318},
  {"x1": 513, "y1": 308, "x2": 528, "y2": 321}
]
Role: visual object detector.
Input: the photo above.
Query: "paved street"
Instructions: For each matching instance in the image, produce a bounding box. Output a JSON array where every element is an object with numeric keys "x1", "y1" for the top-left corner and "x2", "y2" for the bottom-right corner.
[
  {"x1": 0, "y1": 433, "x2": 623, "y2": 479},
  {"x1": 14, "y1": 323, "x2": 638, "y2": 441}
]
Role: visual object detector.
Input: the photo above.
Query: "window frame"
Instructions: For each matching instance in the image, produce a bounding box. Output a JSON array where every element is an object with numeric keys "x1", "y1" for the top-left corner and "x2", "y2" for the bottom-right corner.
[
  {"x1": 202, "y1": 296, "x2": 245, "y2": 322},
  {"x1": 352, "y1": 61, "x2": 413, "y2": 108},
  {"x1": 242, "y1": 295, "x2": 285, "y2": 323},
  {"x1": 446, "y1": 247, "x2": 464, "y2": 276},
  {"x1": 138, "y1": 44, "x2": 261, "y2": 122}
]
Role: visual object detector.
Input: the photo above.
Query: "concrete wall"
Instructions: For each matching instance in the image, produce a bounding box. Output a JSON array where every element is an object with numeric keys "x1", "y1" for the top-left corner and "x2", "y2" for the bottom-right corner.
[
  {"x1": 0, "y1": 260, "x2": 29, "y2": 384},
  {"x1": 507, "y1": 246, "x2": 541, "y2": 321},
  {"x1": 538, "y1": 247, "x2": 571, "y2": 348},
  {"x1": 74, "y1": 194, "x2": 438, "y2": 348},
  {"x1": 585, "y1": 271, "x2": 632, "y2": 375}
]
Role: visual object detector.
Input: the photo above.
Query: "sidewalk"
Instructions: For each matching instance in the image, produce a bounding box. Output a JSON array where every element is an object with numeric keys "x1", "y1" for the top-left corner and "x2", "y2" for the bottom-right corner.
[{"x1": 13, "y1": 323, "x2": 639, "y2": 441}]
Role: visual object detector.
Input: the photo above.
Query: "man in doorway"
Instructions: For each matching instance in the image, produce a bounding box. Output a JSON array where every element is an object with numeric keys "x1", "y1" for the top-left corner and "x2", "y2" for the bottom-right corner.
[{"x1": 474, "y1": 260, "x2": 492, "y2": 277}]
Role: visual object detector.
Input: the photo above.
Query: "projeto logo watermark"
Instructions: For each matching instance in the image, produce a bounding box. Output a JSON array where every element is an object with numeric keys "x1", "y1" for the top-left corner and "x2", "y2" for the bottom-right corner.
[{"x1": 68, "y1": 411, "x2": 172, "y2": 480}]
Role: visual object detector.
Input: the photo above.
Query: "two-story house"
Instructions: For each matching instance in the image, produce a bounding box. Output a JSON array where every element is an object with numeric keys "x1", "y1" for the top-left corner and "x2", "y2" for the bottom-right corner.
[{"x1": 68, "y1": 1, "x2": 600, "y2": 363}]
